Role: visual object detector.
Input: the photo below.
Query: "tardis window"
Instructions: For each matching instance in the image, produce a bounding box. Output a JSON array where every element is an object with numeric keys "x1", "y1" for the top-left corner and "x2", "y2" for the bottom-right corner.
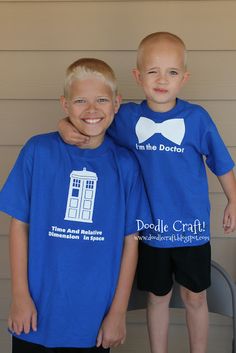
[
  {"x1": 86, "y1": 180, "x2": 94, "y2": 189},
  {"x1": 73, "y1": 179, "x2": 81, "y2": 188},
  {"x1": 72, "y1": 188, "x2": 79, "y2": 197}
]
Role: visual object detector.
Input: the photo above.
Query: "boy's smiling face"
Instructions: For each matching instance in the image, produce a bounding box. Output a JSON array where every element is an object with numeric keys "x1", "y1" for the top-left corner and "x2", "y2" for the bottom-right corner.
[
  {"x1": 61, "y1": 77, "x2": 120, "y2": 148},
  {"x1": 133, "y1": 40, "x2": 190, "y2": 112}
]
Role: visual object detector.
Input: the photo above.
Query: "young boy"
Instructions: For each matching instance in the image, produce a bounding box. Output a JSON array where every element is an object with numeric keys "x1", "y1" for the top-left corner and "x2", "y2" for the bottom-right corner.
[
  {"x1": 58, "y1": 33, "x2": 236, "y2": 353},
  {"x1": 0, "y1": 58, "x2": 151, "y2": 353}
]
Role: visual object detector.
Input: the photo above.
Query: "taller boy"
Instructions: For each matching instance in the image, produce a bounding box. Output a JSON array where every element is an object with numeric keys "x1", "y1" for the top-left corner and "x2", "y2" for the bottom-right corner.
[
  {"x1": 0, "y1": 58, "x2": 151, "y2": 353},
  {"x1": 59, "y1": 33, "x2": 236, "y2": 353}
]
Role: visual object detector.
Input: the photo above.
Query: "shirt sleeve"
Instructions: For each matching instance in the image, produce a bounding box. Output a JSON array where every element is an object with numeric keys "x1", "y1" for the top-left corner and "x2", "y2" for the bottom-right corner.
[
  {"x1": 0, "y1": 141, "x2": 34, "y2": 223},
  {"x1": 108, "y1": 103, "x2": 136, "y2": 147},
  {"x1": 200, "y1": 117, "x2": 235, "y2": 176},
  {"x1": 123, "y1": 155, "x2": 151, "y2": 236}
]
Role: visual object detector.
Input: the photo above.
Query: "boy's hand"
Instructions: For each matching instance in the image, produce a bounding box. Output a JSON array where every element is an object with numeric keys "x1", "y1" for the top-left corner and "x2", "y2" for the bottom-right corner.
[
  {"x1": 96, "y1": 311, "x2": 126, "y2": 349},
  {"x1": 58, "y1": 117, "x2": 90, "y2": 146},
  {"x1": 8, "y1": 294, "x2": 37, "y2": 335},
  {"x1": 223, "y1": 201, "x2": 236, "y2": 234}
]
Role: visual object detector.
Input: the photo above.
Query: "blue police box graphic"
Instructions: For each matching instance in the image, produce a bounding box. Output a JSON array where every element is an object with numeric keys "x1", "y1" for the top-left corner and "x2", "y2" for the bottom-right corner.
[{"x1": 65, "y1": 168, "x2": 98, "y2": 223}]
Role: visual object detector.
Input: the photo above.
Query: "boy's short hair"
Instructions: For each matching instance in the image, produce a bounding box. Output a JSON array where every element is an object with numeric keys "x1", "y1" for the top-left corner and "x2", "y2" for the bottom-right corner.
[
  {"x1": 137, "y1": 31, "x2": 187, "y2": 68},
  {"x1": 64, "y1": 58, "x2": 118, "y2": 98}
]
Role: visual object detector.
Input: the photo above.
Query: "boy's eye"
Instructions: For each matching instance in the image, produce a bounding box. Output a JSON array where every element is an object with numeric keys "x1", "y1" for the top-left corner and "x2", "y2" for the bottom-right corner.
[
  {"x1": 74, "y1": 98, "x2": 87, "y2": 104},
  {"x1": 97, "y1": 97, "x2": 110, "y2": 103},
  {"x1": 169, "y1": 70, "x2": 178, "y2": 76},
  {"x1": 147, "y1": 70, "x2": 157, "y2": 75}
]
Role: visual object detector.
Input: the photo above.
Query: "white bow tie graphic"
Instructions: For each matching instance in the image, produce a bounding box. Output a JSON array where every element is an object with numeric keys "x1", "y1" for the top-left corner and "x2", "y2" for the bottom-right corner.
[{"x1": 135, "y1": 117, "x2": 185, "y2": 145}]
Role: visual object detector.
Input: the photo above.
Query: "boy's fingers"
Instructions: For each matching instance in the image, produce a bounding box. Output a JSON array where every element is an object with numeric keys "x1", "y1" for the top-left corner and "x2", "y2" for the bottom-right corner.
[
  {"x1": 96, "y1": 328, "x2": 103, "y2": 347},
  {"x1": 102, "y1": 339, "x2": 110, "y2": 349},
  {"x1": 223, "y1": 215, "x2": 230, "y2": 231},
  {"x1": 8, "y1": 317, "x2": 13, "y2": 332},
  {"x1": 231, "y1": 220, "x2": 236, "y2": 232},
  {"x1": 71, "y1": 126, "x2": 89, "y2": 138},
  {"x1": 32, "y1": 312, "x2": 38, "y2": 332},
  {"x1": 224, "y1": 224, "x2": 231, "y2": 234},
  {"x1": 223, "y1": 213, "x2": 236, "y2": 233},
  {"x1": 223, "y1": 212, "x2": 230, "y2": 224},
  {"x1": 13, "y1": 321, "x2": 22, "y2": 335},
  {"x1": 76, "y1": 136, "x2": 90, "y2": 144},
  {"x1": 110, "y1": 339, "x2": 120, "y2": 348},
  {"x1": 12, "y1": 322, "x2": 18, "y2": 335},
  {"x1": 224, "y1": 225, "x2": 234, "y2": 234},
  {"x1": 101, "y1": 334, "x2": 117, "y2": 348},
  {"x1": 23, "y1": 320, "x2": 30, "y2": 334}
]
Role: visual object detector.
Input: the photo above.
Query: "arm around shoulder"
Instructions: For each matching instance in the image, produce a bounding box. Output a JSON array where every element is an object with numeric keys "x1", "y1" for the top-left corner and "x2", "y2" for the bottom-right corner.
[{"x1": 58, "y1": 116, "x2": 90, "y2": 146}]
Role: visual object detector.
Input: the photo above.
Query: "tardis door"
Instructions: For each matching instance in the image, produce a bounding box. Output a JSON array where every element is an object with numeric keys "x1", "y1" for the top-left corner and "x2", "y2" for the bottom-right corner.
[
  {"x1": 64, "y1": 177, "x2": 82, "y2": 222},
  {"x1": 65, "y1": 178, "x2": 96, "y2": 223},
  {"x1": 78, "y1": 179, "x2": 96, "y2": 223}
]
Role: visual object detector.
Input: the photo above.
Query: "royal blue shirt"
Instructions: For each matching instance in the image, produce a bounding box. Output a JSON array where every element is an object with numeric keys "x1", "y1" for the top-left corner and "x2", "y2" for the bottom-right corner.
[
  {"x1": 0, "y1": 133, "x2": 150, "y2": 347},
  {"x1": 108, "y1": 99, "x2": 235, "y2": 248}
]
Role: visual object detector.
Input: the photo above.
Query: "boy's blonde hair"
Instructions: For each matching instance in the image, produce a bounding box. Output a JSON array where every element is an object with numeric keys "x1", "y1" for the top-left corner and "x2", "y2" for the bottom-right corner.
[
  {"x1": 137, "y1": 31, "x2": 187, "y2": 68},
  {"x1": 64, "y1": 58, "x2": 118, "y2": 98}
]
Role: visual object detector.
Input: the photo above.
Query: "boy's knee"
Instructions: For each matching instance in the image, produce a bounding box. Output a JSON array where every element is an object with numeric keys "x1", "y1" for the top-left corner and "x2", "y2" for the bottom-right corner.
[
  {"x1": 180, "y1": 288, "x2": 207, "y2": 310},
  {"x1": 147, "y1": 290, "x2": 172, "y2": 307}
]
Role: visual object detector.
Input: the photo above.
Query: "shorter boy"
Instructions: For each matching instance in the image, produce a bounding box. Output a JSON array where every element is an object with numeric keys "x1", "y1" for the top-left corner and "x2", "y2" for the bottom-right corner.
[
  {"x1": 59, "y1": 33, "x2": 236, "y2": 353},
  {"x1": 0, "y1": 58, "x2": 150, "y2": 353}
]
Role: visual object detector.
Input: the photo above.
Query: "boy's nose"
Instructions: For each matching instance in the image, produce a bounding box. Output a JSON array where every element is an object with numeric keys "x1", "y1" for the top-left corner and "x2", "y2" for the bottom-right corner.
[
  {"x1": 86, "y1": 102, "x2": 98, "y2": 112},
  {"x1": 157, "y1": 74, "x2": 168, "y2": 83}
]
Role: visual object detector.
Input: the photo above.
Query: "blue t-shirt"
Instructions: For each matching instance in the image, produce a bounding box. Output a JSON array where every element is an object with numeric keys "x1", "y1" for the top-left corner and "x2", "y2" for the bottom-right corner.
[
  {"x1": 108, "y1": 99, "x2": 235, "y2": 248},
  {"x1": 0, "y1": 133, "x2": 150, "y2": 348}
]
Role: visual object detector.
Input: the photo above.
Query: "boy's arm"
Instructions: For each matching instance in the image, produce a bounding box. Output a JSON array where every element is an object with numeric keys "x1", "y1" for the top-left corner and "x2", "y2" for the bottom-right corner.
[
  {"x1": 58, "y1": 117, "x2": 90, "y2": 146},
  {"x1": 217, "y1": 170, "x2": 236, "y2": 234},
  {"x1": 96, "y1": 233, "x2": 138, "y2": 349},
  {"x1": 8, "y1": 218, "x2": 37, "y2": 335}
]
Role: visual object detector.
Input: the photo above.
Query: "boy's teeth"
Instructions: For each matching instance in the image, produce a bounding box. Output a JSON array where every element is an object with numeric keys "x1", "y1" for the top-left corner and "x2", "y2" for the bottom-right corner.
[{"x1": 84, "y1": 118, "x2": 101, "y2": 124}]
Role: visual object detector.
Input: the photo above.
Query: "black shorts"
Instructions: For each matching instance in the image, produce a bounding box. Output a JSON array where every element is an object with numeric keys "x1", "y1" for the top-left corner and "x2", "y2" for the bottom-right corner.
[
  {"x1": 137, "y1": 241, "x2": 211, "y2": 296},
  {"x1": 12, "y1": 337, "x2": 110, "y2": 353}
]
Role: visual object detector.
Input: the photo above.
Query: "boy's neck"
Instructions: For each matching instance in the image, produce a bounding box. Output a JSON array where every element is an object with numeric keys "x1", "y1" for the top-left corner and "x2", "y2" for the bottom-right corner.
[{"x1": 147, "y1": 98, "x2": 177, "y2": 113}]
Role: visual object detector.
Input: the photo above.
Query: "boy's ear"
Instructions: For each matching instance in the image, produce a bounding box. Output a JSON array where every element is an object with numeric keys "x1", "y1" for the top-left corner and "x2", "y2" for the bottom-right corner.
[
  {"x1": 114, "y1": 94, "x2": 122, "y2": 113},
  {"x1": 182, "y1": 71, "x2": 190, "y2": 85},
  {"x1": 132, "y1": 68, "x2": 142, "y2": 85},
  {"x1": 60, "y1": 96, "x2": 69, "y2": 114}
]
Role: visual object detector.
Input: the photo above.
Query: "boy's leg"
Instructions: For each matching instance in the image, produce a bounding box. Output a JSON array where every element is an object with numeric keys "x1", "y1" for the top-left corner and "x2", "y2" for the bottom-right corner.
[
  {"x1": 147, "y1": 290, "x2": 172, "y2": 353},
  {"x1": 174, "y1": 243, "x2": 211, "y2": 353},
  {"x1": 137, "y1": 242, "x2": 174, "y2": 353},
  {"x1": 180, "y1": 287, "x2": 208, "y2": 353}
]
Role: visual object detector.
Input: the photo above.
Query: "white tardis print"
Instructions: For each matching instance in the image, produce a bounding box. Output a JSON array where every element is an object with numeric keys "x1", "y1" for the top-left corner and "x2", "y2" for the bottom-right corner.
[{"x1": 65, "y1": 168, "x2": 98, "y2": 223}]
